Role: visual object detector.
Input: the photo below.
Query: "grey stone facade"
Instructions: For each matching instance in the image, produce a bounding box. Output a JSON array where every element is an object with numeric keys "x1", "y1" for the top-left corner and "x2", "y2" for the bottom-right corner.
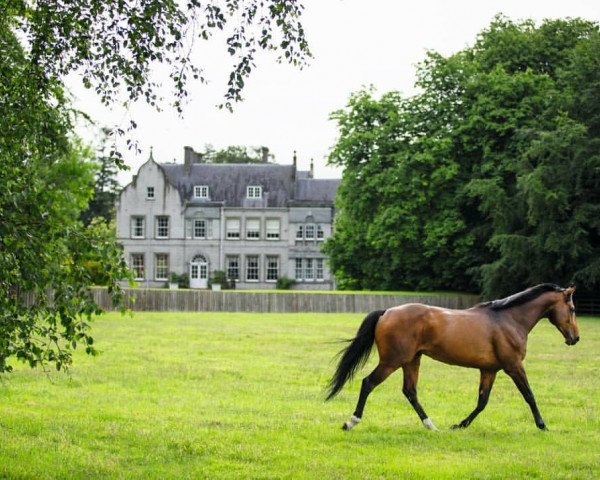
[{"x1": 116, "y1": 147, "x2": 340, "y2": 290}]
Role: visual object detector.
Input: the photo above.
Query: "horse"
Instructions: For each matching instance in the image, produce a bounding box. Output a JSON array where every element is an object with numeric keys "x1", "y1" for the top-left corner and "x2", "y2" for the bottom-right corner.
[{"x1": 326, "y1": 284, "x2": 579, "y2": 431}]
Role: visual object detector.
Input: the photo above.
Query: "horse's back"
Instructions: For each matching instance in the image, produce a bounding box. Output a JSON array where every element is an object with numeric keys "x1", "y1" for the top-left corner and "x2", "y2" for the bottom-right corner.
[{"x1": 375, "y1": 303, "x2": 501, "y2": 369}]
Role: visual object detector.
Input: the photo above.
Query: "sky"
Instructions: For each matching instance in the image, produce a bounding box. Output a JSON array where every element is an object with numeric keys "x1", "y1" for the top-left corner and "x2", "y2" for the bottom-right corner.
[{"x1": 67, "y1": 0, "x2": 600, "y2": 185}]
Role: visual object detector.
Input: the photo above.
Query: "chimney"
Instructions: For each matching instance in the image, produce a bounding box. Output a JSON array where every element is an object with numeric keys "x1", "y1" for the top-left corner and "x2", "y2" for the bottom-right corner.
[
  {"x1": 184, "y1": 146, "x2": 203, "y2": 174},
  {"x1": 309, "y1": 158, "x2": 314, "y2": 179},
  {"x1": 261, "y1": 146, "x2": 269, "y2": 163},
  {"x1": 184, "y1": 146, "x2": 194, "y2": 170},
  {"x1": 292, "y1": 150, "x2": 297, "y2": 181}
]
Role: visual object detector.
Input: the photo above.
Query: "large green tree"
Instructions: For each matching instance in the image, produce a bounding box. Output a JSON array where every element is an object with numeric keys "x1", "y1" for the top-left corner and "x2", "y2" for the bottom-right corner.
[
  {"x1": 0, "y1": 0, "x2": 310, "y2": 373},
  {"x1": 325, "y1": 16, "x2": 600, "y2": 297},
  {"x1": 0, "y1": 22, "x2": 130, "y2": 372}
]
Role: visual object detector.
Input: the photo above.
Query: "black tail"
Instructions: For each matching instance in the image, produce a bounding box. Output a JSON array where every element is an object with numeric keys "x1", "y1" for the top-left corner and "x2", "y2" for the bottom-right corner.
[{"x1": 326, "y1": 309, "x2": 386, "y2": 400}]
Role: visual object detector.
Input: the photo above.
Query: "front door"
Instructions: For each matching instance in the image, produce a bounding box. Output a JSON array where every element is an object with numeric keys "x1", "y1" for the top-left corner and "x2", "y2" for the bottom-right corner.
[{"x1": 190, "y1": 256, "x2": 208, "y2": 289}]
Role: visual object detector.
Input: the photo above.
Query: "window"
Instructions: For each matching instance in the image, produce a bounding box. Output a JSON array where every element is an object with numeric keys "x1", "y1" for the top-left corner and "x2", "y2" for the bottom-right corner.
[
  {"x1": 194, "y1": 185, "x2": 209, "y2": 199},
  {"x1": 226, "y1": 218, "x2": 240, "y2": 239},
  {"x1": 296, "y1": 223, "x2": 324, "y2": 242},
  {"x1": 246, "y1": 255, "x2": 259, "y2": 281},
  {"x1": 247, "y1": 185, "x2": 262, "y2": 198},
  {"x1": 130, "y1": 216, "x2": 145, "y2": 238},
  {"x1": 316, "y1": 259, "x2": 324, "y2": 281},
  {"x1": 266, "y1": 219, "x2": 280, "y2": 240},
  {"x1": 146, "y1": 186, "x2": 155, "y2": 199},
  {"x1": 295, "y1": 258, "x2": 303, "y2": 280},
  {"x1": 294, "y1": 258, "x2": 325, "y2": 282},
  {"x1": 131, "y1": 253, "x2": 145, "y2": 280},
  {"x1": 317, "y1": 225, "x2": 324, "y2": 240},
  {"x1": 266, "y1": 256, "x2": 279, "y2": 281},
  {"x1": 194, "y1": 219, "x2": 208, "y2": 238},
  {"x1": 155, "y1": 216, "x2": 169, "y2": 238},
  {"x1": 155, "y1": 253, "x2": 169, "y2": 281},
  {"x1": 305, "y1": 258, "x2": 314, "y2": 281},
  {"x1": 226, "y1": 255, "x2": 240, "y2": 281},
  {"x1": 246, "y1": 218, "x2": 260, "y2": 239}
]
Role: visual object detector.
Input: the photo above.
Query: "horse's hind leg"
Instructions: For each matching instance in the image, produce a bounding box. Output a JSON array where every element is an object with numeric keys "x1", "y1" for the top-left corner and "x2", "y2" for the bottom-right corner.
[
  {"x1": 451, "y1": 369, "x2": 497, "y2": 430},
  {"x1": 402, "y1": 355, "x2": 438, "y2": 431},
  {"x1": 342, "y1": 363, "x2": 397, "y2": 430}
]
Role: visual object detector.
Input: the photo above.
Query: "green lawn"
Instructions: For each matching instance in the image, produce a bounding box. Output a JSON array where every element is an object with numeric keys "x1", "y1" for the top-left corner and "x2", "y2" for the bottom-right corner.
[{"x1": 1, "y1": 312, "x2": 599, "y2": 479}]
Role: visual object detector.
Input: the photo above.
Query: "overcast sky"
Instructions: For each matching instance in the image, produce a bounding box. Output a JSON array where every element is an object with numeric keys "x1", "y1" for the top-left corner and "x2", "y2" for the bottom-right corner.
[{"x1": 67, "y1": 0, "x2": 600, "y2": 184}]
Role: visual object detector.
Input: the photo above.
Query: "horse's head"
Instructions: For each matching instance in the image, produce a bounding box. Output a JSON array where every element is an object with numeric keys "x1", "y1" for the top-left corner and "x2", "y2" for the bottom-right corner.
[{"x1": 548, "y1": 286, "x2": 579, "y2": 346}]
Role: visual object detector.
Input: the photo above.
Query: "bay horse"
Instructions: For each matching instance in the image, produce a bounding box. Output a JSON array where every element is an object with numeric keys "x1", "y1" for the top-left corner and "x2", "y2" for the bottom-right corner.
[{"x1": 326, "y1": 284, "x2": 579, "y2": 431}]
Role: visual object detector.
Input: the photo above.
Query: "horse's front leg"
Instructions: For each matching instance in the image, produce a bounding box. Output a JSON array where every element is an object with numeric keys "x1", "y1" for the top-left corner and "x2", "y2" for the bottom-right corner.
[
  {"x1": 451, "y1": 369, "x2": 497, "y2": 429},
  {"x1": 505, "y1": 364, "x2": 547, "y2": 430}
]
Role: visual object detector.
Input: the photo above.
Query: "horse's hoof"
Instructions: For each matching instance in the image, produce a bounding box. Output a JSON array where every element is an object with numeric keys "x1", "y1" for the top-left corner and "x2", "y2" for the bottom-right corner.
[
  {"x1": 451, "y1": 422, "x2": 468, "y2": 430},
  {"x1": 342, "y1": 415, "x2": 360, "y2": 431},
  {"x1": 422, "y1": 418, "x2": 439, "y2": 431}
]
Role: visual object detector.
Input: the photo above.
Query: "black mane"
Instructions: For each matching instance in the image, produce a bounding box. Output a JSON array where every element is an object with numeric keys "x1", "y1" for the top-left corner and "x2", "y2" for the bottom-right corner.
[{"x1": 478, "y1": 283, "x2": 564, "y2": 311}]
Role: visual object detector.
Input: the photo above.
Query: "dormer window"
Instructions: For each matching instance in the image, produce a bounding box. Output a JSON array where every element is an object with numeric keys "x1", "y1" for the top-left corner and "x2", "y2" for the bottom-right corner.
[
  {"x1": 146, "y1": 186, "x2": 155, "y2": 199},
  {"x1": 194, "y1": 185, "x2": 209, "y2": 199},
  {"x1": 247, "y1": 185, "x2": 262, "y2": 199}
]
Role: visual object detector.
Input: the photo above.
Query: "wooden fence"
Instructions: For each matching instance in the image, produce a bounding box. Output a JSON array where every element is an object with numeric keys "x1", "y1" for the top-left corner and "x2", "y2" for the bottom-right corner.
[{"x1": 92, "y1": 287, "x2": 481, "y2": 313}]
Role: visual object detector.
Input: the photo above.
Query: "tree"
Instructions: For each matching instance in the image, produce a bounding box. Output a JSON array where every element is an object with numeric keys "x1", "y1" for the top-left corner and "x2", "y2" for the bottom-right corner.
[
  {"x1": 7, "y1": 0, "x2": 310, "y2": 113},
  {"x1": 0, "y1": 0, "x2": 310, "y2": 373},
  {"x1": 0, "y1": 20, "x2": 132, "y2": 373},
  {"x1": 325, "y1": 16, "x2": 600, "y2": 297},
  {"x1": 80, "y1": 129, "x2": 121, "y2": 226},
  {"x1": 202, "y1": 144, "x2": 272, "y2": 164}
]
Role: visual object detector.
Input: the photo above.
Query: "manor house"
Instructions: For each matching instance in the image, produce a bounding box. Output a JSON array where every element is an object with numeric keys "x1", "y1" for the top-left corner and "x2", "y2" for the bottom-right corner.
[{"x1": 116, "y1": 147, "x2": 340, "y2": 290}]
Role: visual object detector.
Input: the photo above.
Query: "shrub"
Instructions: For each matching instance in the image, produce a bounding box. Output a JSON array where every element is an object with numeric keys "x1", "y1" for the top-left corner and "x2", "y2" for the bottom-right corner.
[{"x1": 276, "y1": 276, "x2": 296, "y2": 290}]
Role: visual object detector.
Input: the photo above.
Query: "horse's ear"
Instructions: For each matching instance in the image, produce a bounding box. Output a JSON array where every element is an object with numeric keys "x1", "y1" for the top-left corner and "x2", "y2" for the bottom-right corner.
[{"x1": 565, "y1": 285, "x2": 576, "y2": 297}]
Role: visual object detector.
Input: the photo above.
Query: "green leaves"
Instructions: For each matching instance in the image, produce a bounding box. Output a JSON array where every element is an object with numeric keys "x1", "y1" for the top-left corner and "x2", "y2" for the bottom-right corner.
[
  {"x1": 327, "y1": 17, "x2": 600, "y2": 297},
  {"x1": 7, "y1": 0, "x2": 310, "y2": 113},
  {"x1": 0, "y1": 22, "x2": 131, "y2": 374}
]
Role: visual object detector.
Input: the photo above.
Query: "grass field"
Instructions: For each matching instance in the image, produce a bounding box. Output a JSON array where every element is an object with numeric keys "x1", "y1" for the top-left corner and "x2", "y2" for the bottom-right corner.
[{"x1": 1, "y1": 312, "x2": 599, "y2": 479}]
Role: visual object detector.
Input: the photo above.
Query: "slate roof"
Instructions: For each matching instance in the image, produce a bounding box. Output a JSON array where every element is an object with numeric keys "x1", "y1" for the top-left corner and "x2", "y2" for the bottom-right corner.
[{"x1": 159, "y1": 162, "x2": 340, "y2": 208}]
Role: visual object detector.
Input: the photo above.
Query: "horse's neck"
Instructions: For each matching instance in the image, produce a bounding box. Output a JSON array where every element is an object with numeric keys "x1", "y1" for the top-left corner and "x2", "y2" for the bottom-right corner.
[{"x1": 509, "y1": 293, "x2": 557, "y2": 334}]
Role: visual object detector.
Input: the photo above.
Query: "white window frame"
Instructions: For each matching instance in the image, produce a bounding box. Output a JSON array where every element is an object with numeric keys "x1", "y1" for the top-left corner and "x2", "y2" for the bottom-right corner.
[
  {"x1": 155, "y1": 253, "x2": 169, "y2": 281},
  {"x1": 317, "y1": 225, "x2": 325, "y2": 241},
  {"x1": 193, "y1": 219, "x2": 212, "y2": 239},
  {"x1": 266, "y1": 219, "x2": 280, "y2": 240},
  {"x1": 246, "y1": 255, "x2": 259, "y2": 282},
  {"x1": 131, "y1": 253, "x2": 145, "y2": 280},
  {"x1": 226, "y1": 255, "x2": 240, "y2": 281},
  {"x1": 266, "y1": 256, "x2": 279, "y2": 282},
  {"x1": 155, "y1": 216, "x2": 170, "y2": 239},
  {"x1": 246, "y1": 185, "x2": 262, "y2": 199},
  {"x1": 316, "y1": 258, "x2": 324, "y2": 281},
  {"x1": 305, "y1": 258, "x2": 314, "y2": 281},
  {"x1": 130, "y1": 216, "x2": 145, "y2": 239},
  {"x1": 245, "y1": 218, "x2": 260, "y2": 240},
  {"x1": 295, "y1": 258, "x2": 303, "y2": 280},
  {"x1": 146, "y1": 186, "x2": 155, "y2": 199},
  {"x1": 305, "y1": 224, "x2": 315, "y2": 240},
  {"x1": 226, "y1": 218, "x2": 240, "y2": 239},
  {"x1": 194, "y1": 185, "x2": 209, "y2": 199}
]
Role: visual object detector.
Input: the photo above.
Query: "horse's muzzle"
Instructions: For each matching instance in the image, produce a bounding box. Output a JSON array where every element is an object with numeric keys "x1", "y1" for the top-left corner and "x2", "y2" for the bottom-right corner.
[{"x1": 565, "y1": 335, "x2": 580, "y2": 346}]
